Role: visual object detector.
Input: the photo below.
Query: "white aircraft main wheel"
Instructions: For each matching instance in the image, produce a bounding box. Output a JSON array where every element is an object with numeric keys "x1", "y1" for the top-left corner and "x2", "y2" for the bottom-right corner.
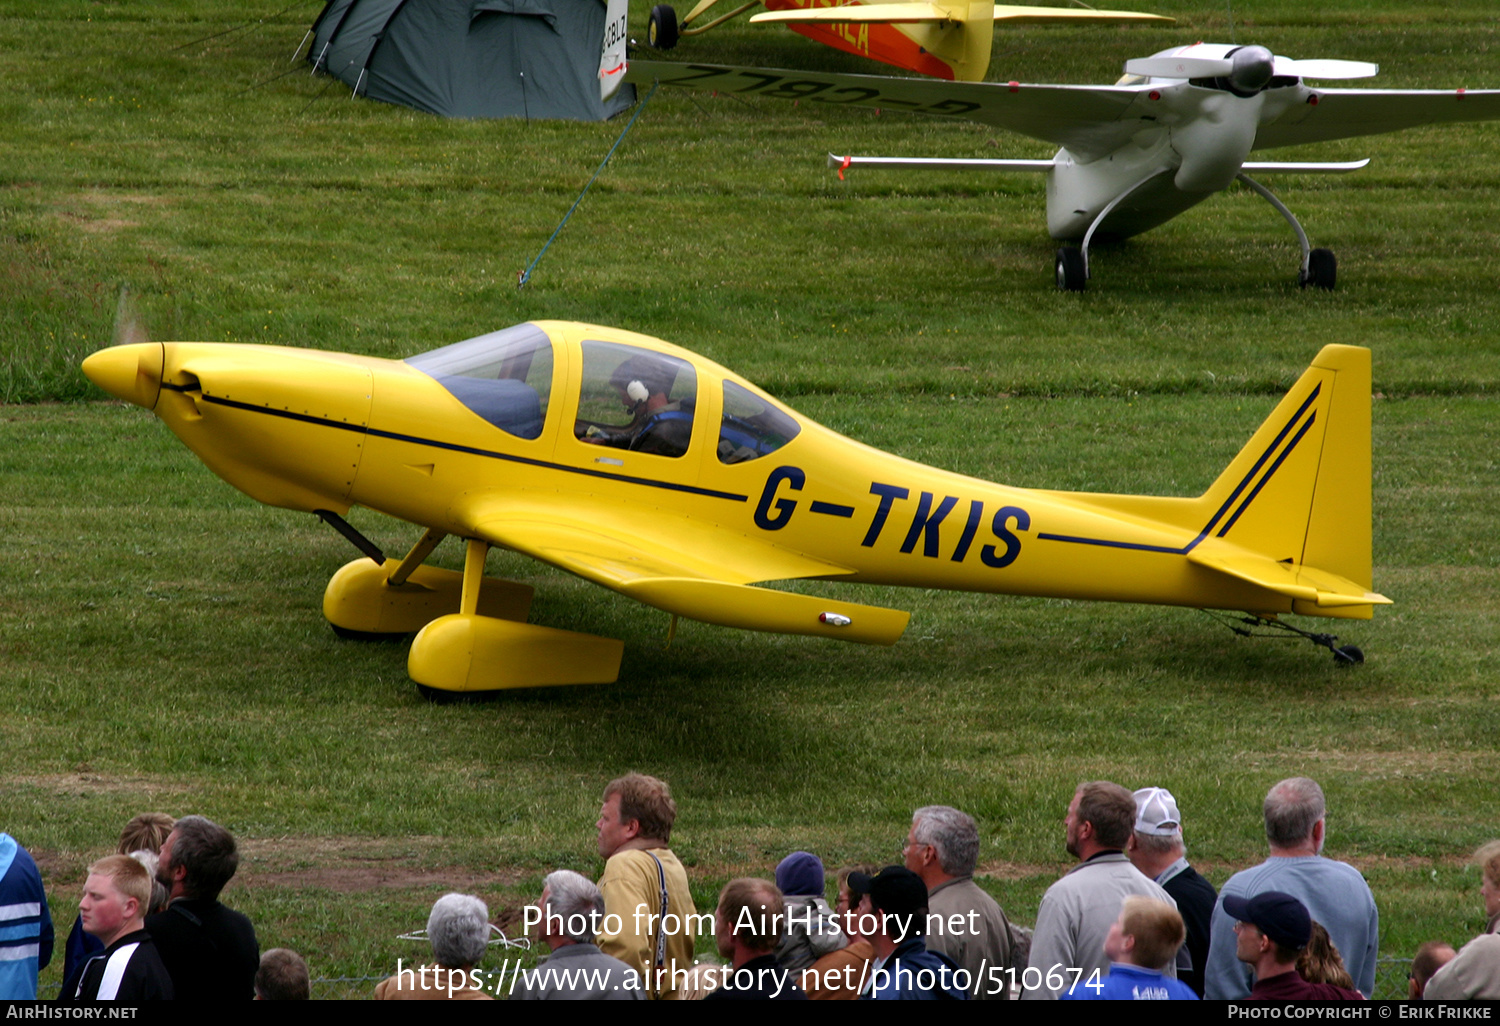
[
  {"x1": 1304, "y1": 248, "x2": 1336, "y2": 291},
  {"x1": 1055, "y1": 247, "x2": 1086, "y2": 292},
  {"x1": 648, "y1": 5, "x2": 679, "y2": 49}
]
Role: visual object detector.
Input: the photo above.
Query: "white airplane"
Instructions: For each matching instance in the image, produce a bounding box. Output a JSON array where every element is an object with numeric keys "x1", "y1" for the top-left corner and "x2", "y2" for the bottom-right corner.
[{"x1": 627, "y1": 44, "x2": 1500, "y2": 290}]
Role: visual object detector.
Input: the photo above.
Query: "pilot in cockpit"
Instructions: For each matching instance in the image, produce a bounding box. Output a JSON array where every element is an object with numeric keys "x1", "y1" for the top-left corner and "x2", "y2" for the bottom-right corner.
[{"x1": 577, "y1": 354, "x2": 693, "y2": 458}]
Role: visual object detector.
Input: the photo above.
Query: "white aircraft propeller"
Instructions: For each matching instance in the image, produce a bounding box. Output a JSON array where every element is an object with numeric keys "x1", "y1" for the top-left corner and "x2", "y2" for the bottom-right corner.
[
  {"x1": 1275, "y1": 57, "x2": 1379, "y2": 80},
  {"x1": 112, "y1": 284, "x2": 151, "y2": 348},
  {"x1": 1125, "y1": 48, "x2": 1379, "y2": 87}
]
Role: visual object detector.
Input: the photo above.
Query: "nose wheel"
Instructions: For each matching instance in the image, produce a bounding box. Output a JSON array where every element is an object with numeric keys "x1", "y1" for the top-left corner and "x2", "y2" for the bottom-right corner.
[{"x1": 1055, "y1": 247, "x2": 1087, "y2": 292}]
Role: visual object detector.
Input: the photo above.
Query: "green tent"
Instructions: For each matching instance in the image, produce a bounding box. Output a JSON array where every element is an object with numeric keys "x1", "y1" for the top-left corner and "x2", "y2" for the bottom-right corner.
[{"x1": 308, "y1": 0, "x2": 634, "y2": 121}]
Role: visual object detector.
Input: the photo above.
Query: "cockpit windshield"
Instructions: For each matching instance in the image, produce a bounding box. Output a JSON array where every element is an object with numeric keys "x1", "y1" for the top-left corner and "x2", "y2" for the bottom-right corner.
[
  {"x1": 718, "y1": 380, "x2": 800, "y2": 463},
  {"x1": 406, "y1": 323, "x2": 552, "y2": 440}
]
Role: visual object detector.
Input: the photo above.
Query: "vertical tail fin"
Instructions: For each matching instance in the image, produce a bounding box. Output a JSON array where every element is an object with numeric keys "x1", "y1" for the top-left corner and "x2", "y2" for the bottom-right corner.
[
  {"x1": 1183, "y1": 345, "x2": 1383, "y2": 617},
  {"x1": 1196, "y1": 345, "x2": 1370, "y2": 584},
  {"x1": 1069, "y1": 346, "x2": 1386, "y2": 617},
  {"x1": 926, "y1": 0, "x2": 995, "y2": 83}
]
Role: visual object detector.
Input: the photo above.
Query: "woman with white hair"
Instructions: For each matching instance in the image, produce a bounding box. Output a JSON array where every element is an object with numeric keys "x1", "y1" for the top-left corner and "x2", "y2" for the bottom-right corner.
[{"x1": 375, "y1": 893, "x2": 494, "y2": 1000}]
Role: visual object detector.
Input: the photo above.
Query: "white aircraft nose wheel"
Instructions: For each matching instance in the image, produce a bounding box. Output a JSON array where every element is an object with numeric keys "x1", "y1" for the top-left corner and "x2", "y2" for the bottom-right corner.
[
  {"x1": 1301, "y1": 248, "x2": 1337, "y2": 290},
  {"x1": 648, "y1": 4, "x2": 679, "y2": 48},
  {"x1": 1055, "y1": 247, "x2": 1086, "y2": 292}
]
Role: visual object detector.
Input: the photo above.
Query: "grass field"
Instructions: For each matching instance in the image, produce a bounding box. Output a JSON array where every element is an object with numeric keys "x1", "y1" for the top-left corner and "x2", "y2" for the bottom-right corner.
[{"x1": 3, "y1": 0, "x2": 1498, "y2": 1001}]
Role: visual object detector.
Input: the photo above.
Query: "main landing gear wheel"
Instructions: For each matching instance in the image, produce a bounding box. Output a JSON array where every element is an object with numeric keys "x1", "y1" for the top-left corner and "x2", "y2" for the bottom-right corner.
[
  {"x1": 1301, "y1": 248, "x2": 1336, "y2": 291},
  {"x1": 1055, "y1": 247, "x2": 1086, "y2": 292},
  {"x1": 648, "y1": 5, "x2": 679, "y2": 48}
]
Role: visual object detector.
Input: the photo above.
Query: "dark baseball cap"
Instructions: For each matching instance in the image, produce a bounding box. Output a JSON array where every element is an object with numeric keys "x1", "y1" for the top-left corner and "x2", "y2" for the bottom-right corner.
[
  {"x1": 848, "y1": 865, "x2": 928, "y2": 919},
  {"x1": 1222, "y1": 890, "x2": 1312, "y2": 950}
]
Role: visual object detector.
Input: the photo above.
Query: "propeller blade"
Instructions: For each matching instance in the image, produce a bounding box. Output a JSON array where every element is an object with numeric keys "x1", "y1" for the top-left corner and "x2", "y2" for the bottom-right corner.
[
  {"x1": 112, "y1": 284, "x2": 151, "y2": 347},
  {"x1": 1274, "y1": 57, "x2": 1379, "y2": 80},
  {"x1": 1124, "y1": 56, "x2": 1231, "y2": 79}
]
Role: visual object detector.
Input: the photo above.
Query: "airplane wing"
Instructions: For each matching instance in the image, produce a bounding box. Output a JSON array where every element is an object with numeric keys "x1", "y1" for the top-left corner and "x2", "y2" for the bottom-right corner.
[
  {"x1": 458, "y1": 499, "x2": 911, "y2": 644},
  {"x1": 1254, "y1": 88, "x2": 1500, "y2": 150},
  {"x1": 750, "y1": 3, "x2": 1170, "y2": 25},
  {"x1": 627, "y1": 60, "x2": 1146, "y2": 157}
]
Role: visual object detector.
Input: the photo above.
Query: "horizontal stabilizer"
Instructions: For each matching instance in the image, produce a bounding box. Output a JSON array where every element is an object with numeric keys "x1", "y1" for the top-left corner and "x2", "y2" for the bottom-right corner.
[
  {"x1": 1241, "y1": 159, "x2": 1369, "y2": 174},
  {"x1": 752, "y1": 3, "x2": 1170, "y2": 24},
  {"x1": 829, "y1": 152, "x2": 1056, "y2": 172},
  {"x1": 618, "y1": 577, "x2": 910, "y2": 644},
  {"x1": 1186, "y1": 549, "x2": 1391, "y2": 610}
]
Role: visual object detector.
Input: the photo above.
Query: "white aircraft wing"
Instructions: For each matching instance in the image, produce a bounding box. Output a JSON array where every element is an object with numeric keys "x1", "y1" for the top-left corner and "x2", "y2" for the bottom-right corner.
[
  {"x1": 627, "y1": 61, "x2": 1147, "y2": 158},
  {"x1": 1254, "y1": 88, "x2": 1500, "y2": 150}
]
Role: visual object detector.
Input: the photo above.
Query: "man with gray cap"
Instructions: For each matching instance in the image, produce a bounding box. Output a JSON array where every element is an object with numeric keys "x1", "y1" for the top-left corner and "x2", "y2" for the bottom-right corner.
[
  {"x1": 1128, "y1": 787, "x2": 1216, "y2": 996},
  {"x1": 1227, "y1": 891, "x2": 1363, "y2": 1000},
  {"x1": 1204, "y1": 777, "x2": 1378, "y2": 999}
]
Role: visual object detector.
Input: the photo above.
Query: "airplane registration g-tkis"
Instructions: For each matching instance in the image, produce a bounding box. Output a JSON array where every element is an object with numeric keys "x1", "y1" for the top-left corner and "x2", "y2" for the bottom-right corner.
[{"x1": 83, "y1": 323, "x2": 1388, "y2": 696}]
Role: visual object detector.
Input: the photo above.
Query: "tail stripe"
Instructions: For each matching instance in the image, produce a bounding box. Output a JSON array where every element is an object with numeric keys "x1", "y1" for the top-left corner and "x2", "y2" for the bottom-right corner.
[
  {"x1": 1037, "y1": 382, "x2": 1322, "y2": 555},
  {"x1": 1215, "y1": 409, "x2": 1317, "y2": 539}
]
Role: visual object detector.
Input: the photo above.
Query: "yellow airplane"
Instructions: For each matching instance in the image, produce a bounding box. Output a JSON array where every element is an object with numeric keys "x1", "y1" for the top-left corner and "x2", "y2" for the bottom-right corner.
[
  {"x1": 82, "y1": 323, "x2": 1387, "y2": 695},
  {"x1": 646, "y1": 0, "x2": 1172, "y2": 83}
]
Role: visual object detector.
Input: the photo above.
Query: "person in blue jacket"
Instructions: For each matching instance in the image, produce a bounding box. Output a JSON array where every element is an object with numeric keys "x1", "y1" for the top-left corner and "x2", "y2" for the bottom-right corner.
[
  {"x1": 1061, "y1": 895, "x2": 1198, "y2": 1000},
  {"x1": 0, "y1": 832, "x2": 54, "y2": 1000}
]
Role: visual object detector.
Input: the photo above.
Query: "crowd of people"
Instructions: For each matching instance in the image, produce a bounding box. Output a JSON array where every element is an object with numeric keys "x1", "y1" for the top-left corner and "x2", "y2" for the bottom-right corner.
[{"x1": 3, "y1": 773, "x2": 1496, "y2": 1001}]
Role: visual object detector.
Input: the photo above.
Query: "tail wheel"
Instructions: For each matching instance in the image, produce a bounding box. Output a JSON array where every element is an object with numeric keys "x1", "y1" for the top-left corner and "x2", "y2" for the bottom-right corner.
[
  {"x1": 1055, "y1": 247, "x2": 1086, "y2": 292},
  {"x1": 1302, "y1": 248, "x2": 1336, "y2": 291},
  {"x1": 648, "y1": 5, "x2": 679, "y2": 49}
]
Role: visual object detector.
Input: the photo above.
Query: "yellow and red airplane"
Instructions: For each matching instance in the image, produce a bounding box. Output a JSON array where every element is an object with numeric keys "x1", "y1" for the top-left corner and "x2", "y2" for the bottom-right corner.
[
  {"x1": 83, "y1": 323, "x2": 1387, "y2": 695},
  {"x1": 646, "y1": 0, "x2": 1171, "y2": 82}
]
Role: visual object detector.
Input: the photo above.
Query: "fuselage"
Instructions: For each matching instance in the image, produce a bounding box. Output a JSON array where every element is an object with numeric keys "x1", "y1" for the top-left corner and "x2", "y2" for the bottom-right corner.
[
  {"x1": 1046, "y1": 44, "x2": 1314, "y2": 241},
  {"x1": 84, "y1": 322, "x2": 1309, "y2": 617}
]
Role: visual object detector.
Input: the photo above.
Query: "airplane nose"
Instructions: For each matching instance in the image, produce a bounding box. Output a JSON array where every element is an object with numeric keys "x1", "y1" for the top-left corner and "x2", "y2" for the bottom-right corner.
[
  {"x1": 82, "y1": 342, "x2": 164, "y2": 410},
  {"x1": 1228, "y1": 45, "x2": 1275, "y2": 95}
]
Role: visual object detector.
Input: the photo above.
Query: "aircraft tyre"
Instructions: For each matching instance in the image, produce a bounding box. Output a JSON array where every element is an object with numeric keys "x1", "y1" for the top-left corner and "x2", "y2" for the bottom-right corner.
[
  {"x1": 1302, "y1": 248, "x2": 1336, "y2": 291},
  {"x1": 330, "y1": 624, "x2": 405, "y2": 642},
  {"x1": 1333, "y1": 644, "x2": 1364, "y2": 665},
  {"x1": 415, "y1": 683, "x2": 499, "y2": 704},
  {"x1": 648, "y1": 5, "x2": 679, "y2": 49},
  {"x1": 1055, "y1": 247, "x2": 1086, "y2": 292}
]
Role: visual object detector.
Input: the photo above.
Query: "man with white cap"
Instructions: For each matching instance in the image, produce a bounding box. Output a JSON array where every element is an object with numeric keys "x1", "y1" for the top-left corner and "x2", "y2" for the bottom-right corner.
[{"x1": 1127, "y1": 787, "x2": 1217, "y2": 996}]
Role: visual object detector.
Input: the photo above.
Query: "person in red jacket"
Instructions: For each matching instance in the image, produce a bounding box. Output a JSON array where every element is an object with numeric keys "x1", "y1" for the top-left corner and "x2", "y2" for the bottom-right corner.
[{"x1": 1227, "y1": 891, "x2": 1362, "y2": 1000}]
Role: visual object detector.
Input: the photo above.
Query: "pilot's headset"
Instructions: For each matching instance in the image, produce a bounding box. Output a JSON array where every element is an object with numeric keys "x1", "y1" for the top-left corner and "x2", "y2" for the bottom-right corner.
[{"x1": 624, "y1": 379, "x2": 650, "y2": 414}]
